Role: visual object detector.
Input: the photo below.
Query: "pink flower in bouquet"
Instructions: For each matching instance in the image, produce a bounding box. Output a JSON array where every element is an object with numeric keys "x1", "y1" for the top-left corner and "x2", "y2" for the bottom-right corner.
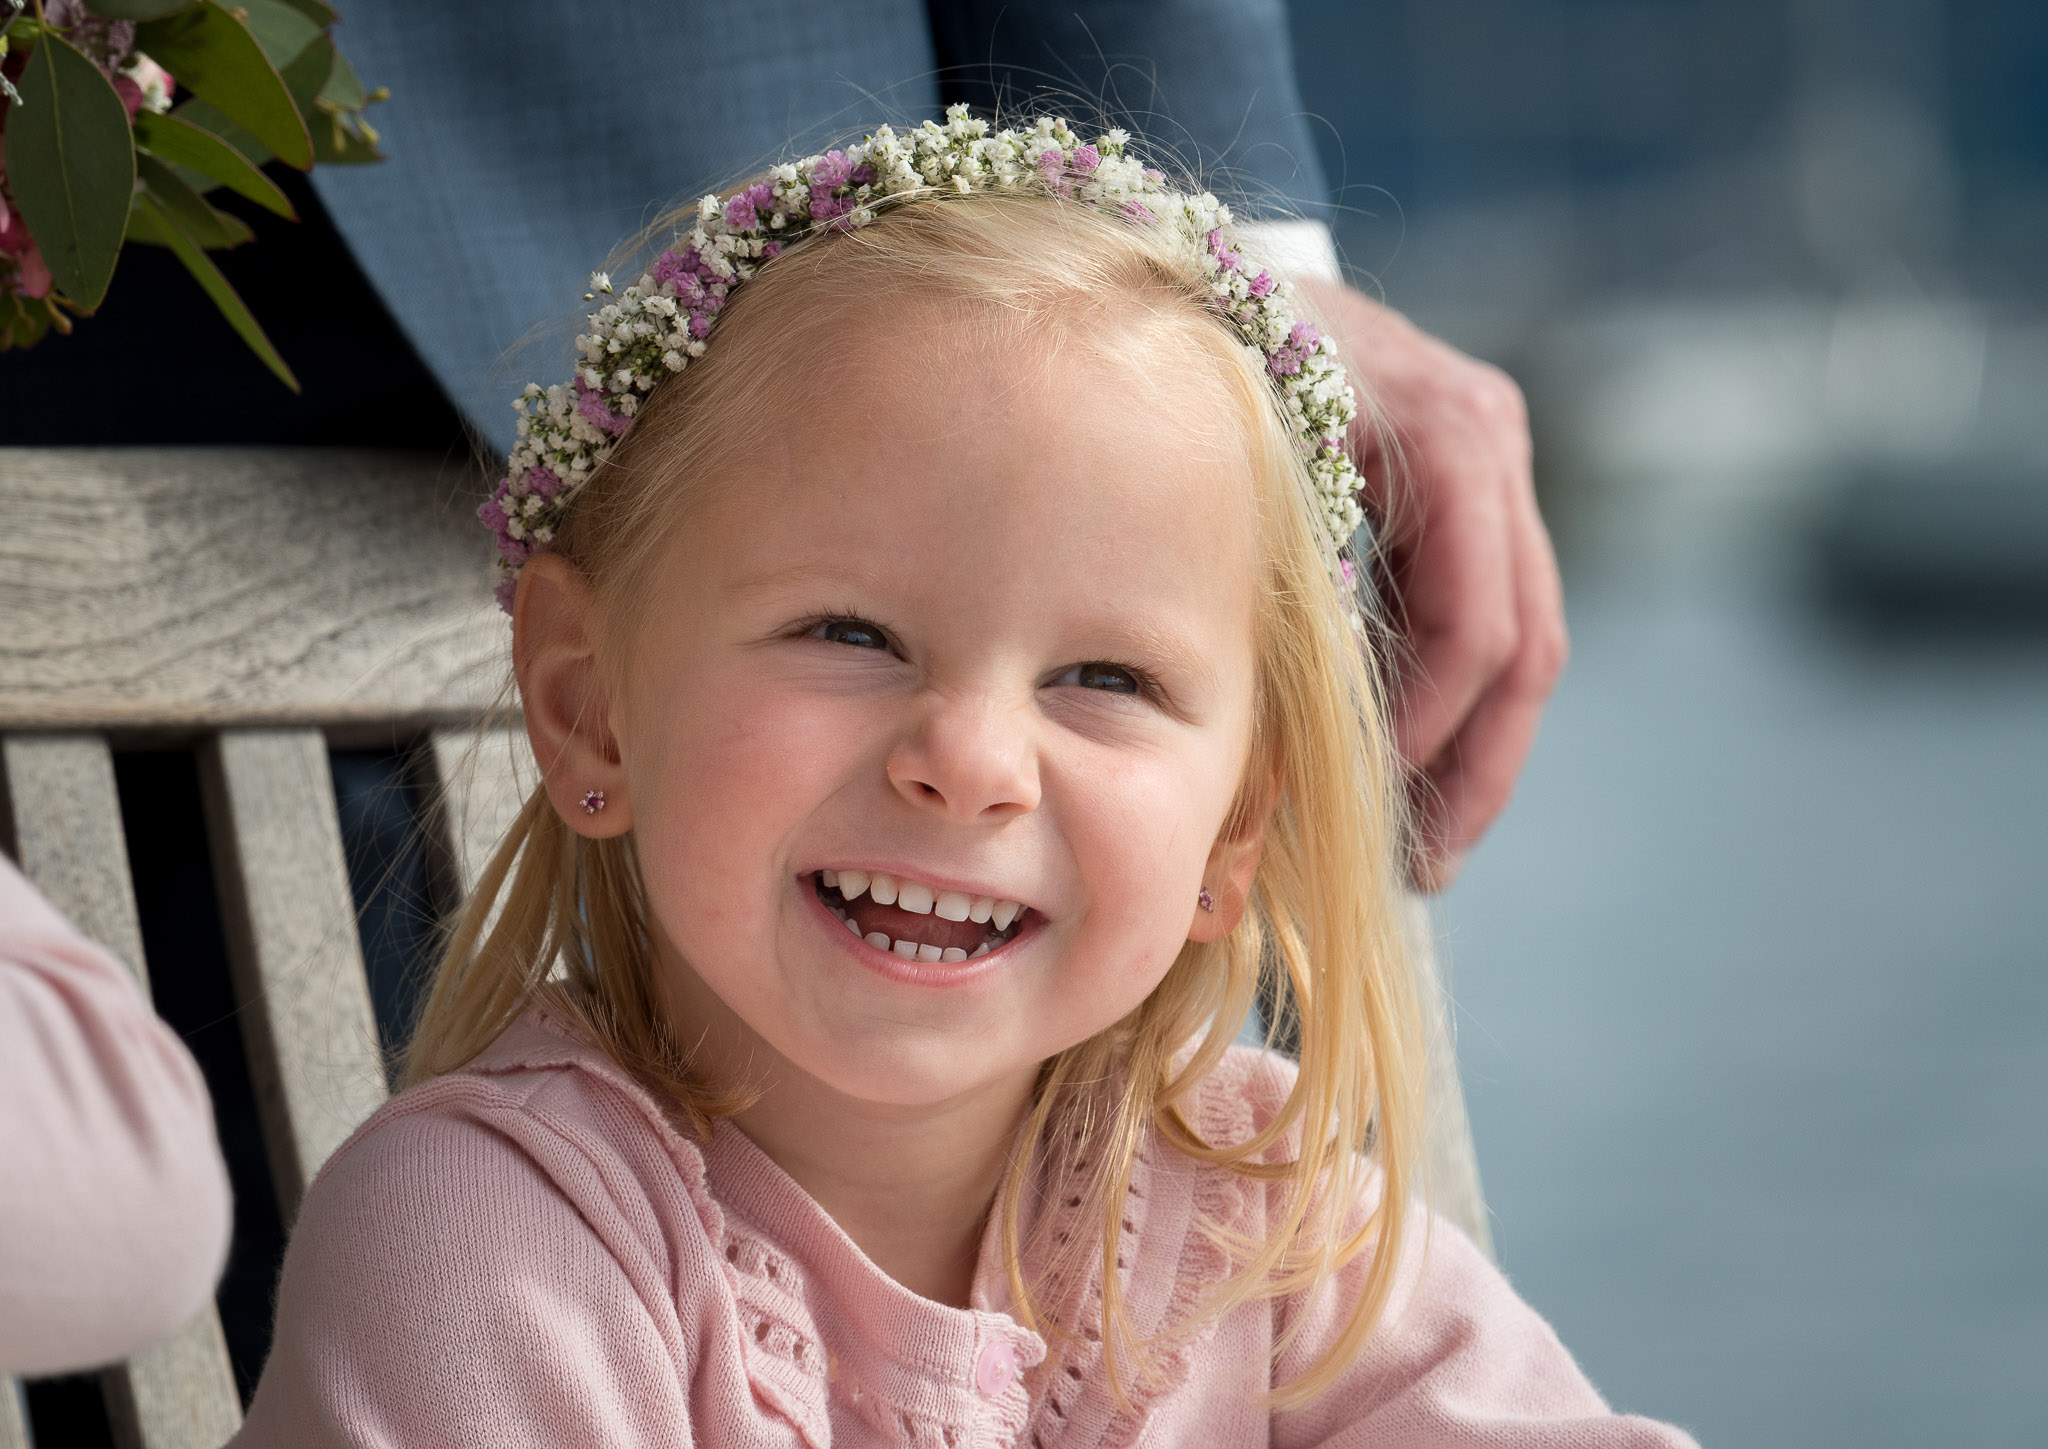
[
  {"x1": 116, "y1": 54, "x2": 174, "y2": 118},
  {"x1": 0, "y1": 207, "x2": 52, "y2": 300}
]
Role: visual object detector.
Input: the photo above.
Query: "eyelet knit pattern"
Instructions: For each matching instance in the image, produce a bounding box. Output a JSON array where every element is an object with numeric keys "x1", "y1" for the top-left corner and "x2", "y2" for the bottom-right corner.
[{"x1": 233, "y1": 1009, "x2": 1699, "y2": 1448}]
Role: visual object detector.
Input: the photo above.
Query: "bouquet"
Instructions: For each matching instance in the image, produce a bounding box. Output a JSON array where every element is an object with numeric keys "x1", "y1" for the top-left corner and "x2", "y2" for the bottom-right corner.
[{"x1": 0, "y1": 0, "x2": 385, "y2": 388}]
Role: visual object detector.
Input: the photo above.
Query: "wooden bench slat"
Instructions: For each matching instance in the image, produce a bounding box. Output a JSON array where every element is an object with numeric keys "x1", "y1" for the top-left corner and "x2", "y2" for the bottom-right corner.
[
  {"x1": 1, "y1": 735, "x2": 149, "y2": 986},
  {"x1": 101, "y1": 1314, "x2": 243, "y2": 1449},
  {"x1": 0, "y1": 734, "x2": 246, "y2": 1446},
  {"x1": 200, "y1": 729, "x2": 389, "y2": 1221},
  {"x1": 0, "y1": 449, "x2": 506, "y2": 732},
  {"x1": 425, "y1": 726, "x2": 536, "y2": 897}
]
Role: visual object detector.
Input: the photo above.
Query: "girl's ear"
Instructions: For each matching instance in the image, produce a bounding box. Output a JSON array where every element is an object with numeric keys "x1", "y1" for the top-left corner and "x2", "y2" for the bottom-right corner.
[
  {"x1": 512, "y1": 554, "x2": 633, "y2": 838},
  {"x1": 1188, "y1": 764, "x2": 1277, "y2": 943}
]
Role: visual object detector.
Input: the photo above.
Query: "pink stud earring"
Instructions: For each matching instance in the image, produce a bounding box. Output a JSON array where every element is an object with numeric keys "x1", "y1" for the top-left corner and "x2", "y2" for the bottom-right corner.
[
  {"x1": 579, "y1": 788, "x2": 607, "y2": 815},
  {"x1": 1197, "y1": 888, "x2": 1215, "y2": 912}
]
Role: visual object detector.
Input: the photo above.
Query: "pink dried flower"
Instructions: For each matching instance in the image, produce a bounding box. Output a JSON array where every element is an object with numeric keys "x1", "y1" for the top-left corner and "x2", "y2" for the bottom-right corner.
[
  {"x1": 810, "y1": 150, "x2": 854, "y2": 189},
  {"x1": 573, "y1": 377, "x2": 630, "y2": 437}
]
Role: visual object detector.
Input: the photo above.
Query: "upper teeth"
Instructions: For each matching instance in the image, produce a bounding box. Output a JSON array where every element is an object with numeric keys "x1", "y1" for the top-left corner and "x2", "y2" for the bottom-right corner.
[{"x1": 825, "y1": 869, "x2": 1023, "y2": 930}]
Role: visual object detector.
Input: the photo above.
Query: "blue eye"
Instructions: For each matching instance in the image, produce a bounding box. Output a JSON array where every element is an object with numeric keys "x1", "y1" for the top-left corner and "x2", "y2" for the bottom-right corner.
[
  {"x1": 815, "y1": 618, "x2": 888, "y2": 650},
  {"x1": 1066, "y1": 662, "x2": 1142, "y2": 694}
]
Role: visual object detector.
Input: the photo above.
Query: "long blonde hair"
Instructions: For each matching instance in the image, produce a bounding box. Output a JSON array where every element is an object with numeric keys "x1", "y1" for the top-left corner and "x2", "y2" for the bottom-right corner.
[{"x1": 407, "y1": 177, "x2": 1425, "y2": 1408}]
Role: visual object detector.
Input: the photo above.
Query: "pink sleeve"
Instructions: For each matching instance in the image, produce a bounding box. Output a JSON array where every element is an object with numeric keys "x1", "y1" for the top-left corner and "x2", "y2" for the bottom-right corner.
[
  {"x1": 1272, "y1": 1213, "x2": 1700, "y2": 1448},
  {"x1": 234, "y1": 1089, "x2": 705, "y2": 1448},
  {"x1": 0, "y1": 854, "x2": 232, "y2": 1375}
]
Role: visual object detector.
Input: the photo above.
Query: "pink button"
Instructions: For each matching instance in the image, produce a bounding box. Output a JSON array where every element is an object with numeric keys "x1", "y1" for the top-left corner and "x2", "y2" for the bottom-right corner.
[{"x1": 975, "y1": 1340, "x2": 1018, "y2": 1397}]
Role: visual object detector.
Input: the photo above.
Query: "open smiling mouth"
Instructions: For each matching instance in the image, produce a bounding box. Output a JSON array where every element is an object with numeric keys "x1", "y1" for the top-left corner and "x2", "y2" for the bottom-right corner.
[{"x1": 813, "y1": 870, "x2": 1032, "y2": 963}]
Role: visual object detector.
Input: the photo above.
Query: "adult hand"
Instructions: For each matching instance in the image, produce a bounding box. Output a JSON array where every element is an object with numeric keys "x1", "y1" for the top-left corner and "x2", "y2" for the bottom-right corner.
[{"x1": 1298, "y1": 280, "x2": 1568, "y2": 891}]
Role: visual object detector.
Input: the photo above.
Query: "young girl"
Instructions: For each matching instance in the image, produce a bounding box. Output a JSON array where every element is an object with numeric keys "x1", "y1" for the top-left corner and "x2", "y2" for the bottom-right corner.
[{"x1": 236, "y1": 111, "x2": 1694, "y2": 1446}]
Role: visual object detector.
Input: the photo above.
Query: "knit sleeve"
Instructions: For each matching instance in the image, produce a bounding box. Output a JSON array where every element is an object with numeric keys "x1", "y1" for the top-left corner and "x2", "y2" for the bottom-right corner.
[
  {"x1": 0, "y1": 855, "x2": 232, "y2": 1376},
  {"x1": 233, "y1": 1082, "x2": 710, "y2": 1448},
  {"x1": 1270, "y1": 1211, "x2": 1701, "y2": 1449}
]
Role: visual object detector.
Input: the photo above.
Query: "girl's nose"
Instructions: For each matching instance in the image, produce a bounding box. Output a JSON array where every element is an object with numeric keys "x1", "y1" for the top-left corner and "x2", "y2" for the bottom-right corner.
[{"x1": 886, "y1": 689, "x2": 1041, "y2": 822}]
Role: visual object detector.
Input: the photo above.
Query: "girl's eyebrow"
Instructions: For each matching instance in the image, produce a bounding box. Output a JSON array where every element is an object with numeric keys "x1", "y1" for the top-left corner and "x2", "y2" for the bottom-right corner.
[
  {"x1": 724, "y1": 559, "x2": 893, "y2": 601},
  {"x1": 1081, "y1": 622, "x2": 1221, "y2": 695}
]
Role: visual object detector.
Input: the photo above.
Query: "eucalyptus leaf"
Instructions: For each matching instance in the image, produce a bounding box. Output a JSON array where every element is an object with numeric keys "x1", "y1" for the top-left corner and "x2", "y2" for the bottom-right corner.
[
  {"x1": 235, "y1": 0, "x2": 322, "y2": 70},
  {"x1": 81, "y1": 0, "x2": 195, "y2": 19},
  {"x1": 279, "y1": 30, "x2": 333, "y2": 114},
  {"x1": 135, "y1": 0, "x2": 312, "y2": 170},
  {"x1": 320, "y1": 48, "x2": 367, "y2": 111},
  {"x1": 136, "y1": 152, "x2": 255, "y2": 248},
  {"x1": 7, "y1": 30, "x2": 135, "y2": 309},
  {"x1": 134, "y1": 109, "x2": 297, "y2": 218},
  {"x1": 1, "y1": 294, "x2": 53, "y2": 350},
  {"x1": 283, "y1": 36, "x2": 384, "y2": 165},
  {"x1": 273, "y1": 0, "x2": 339, "y2": 25},
  {"x1": 127, "y1": 192, "x2": 301, "y2": 391},
  {"x1": 172, "y1": 97, "x2": 271, "y2": 166}
]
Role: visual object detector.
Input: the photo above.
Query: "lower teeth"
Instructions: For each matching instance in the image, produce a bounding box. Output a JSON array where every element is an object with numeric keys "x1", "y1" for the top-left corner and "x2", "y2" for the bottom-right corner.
[{"x1": 826, "y1": 882, "x2": 1009, "y2": 961}]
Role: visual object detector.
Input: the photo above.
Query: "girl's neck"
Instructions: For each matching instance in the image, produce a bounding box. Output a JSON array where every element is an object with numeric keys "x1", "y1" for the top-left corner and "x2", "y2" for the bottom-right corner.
[
  {"x1": 732, "y1": 1068, "x2": 1035, "y2": 1307},
  {"x1": 656, "y1": 949, "x2": 1036, "y2": 1306}
]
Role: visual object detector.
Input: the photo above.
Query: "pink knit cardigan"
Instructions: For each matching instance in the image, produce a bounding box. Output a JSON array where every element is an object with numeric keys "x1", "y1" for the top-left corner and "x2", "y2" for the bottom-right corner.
[{"x1": 236, "y1": 1009, "x2": 1697, "y2": 1447}]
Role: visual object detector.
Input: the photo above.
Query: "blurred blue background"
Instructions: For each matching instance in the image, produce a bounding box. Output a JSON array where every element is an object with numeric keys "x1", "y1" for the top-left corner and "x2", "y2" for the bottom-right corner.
[{"x1": 1282, "y1": 2, "x2": 2048, "y2": 1443}]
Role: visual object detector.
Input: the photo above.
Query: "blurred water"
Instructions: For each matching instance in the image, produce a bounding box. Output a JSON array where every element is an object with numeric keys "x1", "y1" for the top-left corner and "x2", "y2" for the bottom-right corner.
[{"x1": 1436, "y1": 537, "x2": 2048, "y2": 1445}]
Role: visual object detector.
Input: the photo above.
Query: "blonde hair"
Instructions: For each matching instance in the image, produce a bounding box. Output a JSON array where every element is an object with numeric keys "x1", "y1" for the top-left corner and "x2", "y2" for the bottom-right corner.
[{"x1": 408, "y1": 176, "x2": 1425, "y2": 1408}]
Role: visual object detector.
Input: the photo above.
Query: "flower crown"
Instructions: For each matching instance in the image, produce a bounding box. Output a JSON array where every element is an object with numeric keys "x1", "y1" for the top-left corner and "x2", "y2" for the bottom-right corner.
[{"x1": 479, "y1": 107, "x2": 1365, "y2": 612}]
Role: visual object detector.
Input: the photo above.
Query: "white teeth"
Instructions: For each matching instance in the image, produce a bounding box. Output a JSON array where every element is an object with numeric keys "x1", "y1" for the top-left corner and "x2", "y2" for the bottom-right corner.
[
  {"x1": 865, "y1": 931, "x2": 890, "y2": 950},
  {"x1": 838, "y1": 869, "x2": 870, "y2": 900},
  {"x1": 916, "y1": 943, "x2": 944, "y2": 963},
  {"x1": 897, "y1": 881, "x2": 935, "y2": 915},
  {"x1": 990, "y1": 899, "x2": 1022, "y2": 931},
  {"x1": 971, "y1": 942, "x2": 989, "y2": 957},
  {"x1": 935, "y1": 891, "x2": 971, "y2": 921},
  {"x1": 892, "y1": 937, "x2": 919, "y2": 959},
  {"x1": 941, "y1": 947, "x2": 968, "y2": 962},
  {"x1": 845, "y1": 916, "x2": 861, "y2": 934},
  {"x1": 869, "y1": 873, "x2": 899, "y2": 906},
  {"x1": 821, "y1": 868, "x2": 839, "y2": 889},
  {"x1": 968, "y1": 896, "x2": 994, "y2": 923}
]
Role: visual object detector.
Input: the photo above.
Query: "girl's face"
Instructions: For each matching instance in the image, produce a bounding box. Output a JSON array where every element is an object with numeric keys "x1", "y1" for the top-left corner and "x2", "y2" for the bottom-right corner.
[{"x1": 597, "y1": 310, "x2": 1262, "y2": 1111}]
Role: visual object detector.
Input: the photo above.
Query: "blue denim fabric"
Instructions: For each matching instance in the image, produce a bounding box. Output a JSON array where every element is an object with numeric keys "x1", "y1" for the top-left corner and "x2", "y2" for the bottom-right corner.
[{"x1": 310, "y1": 1, "x2": 1328, "y2": 450}]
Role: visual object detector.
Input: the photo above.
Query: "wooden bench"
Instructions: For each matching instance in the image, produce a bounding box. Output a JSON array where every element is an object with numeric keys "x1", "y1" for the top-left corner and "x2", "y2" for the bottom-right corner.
[{"x1": 0, "y1": 447, "x2": 1487, "y2": 1448}]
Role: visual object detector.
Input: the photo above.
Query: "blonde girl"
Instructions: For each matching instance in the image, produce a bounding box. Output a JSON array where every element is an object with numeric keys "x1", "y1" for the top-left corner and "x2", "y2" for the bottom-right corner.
[{"x1": 234, "y1": 112, "x2": 1694, "y2": 1447}]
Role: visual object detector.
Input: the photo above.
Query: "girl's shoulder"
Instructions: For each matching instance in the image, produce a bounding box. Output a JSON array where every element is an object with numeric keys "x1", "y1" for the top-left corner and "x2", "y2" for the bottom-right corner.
[{"x1": 298, "y1": 1008, "x2": 729, "y2": 1291}]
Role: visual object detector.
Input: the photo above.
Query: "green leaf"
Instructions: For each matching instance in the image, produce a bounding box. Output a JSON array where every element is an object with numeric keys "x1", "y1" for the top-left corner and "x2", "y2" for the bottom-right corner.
[
  {"x1": 279, "y1": 30, "x2": 332, "y2": 113},
  {"x1": 282, "y1": 36, "x2": 385, "y2": 165},
  {"x1": 273, "y1": 0, "x2": 339, "y2": 25},
  {"x1": 319, "y1": 47, "x2": 367, "y2": 110},
  {"x1": 135, "y1": 0, "x2": 312, "y2": 170},
  {"x1": 82, "y1": 0, "x2": 197, "y2": 19},
  {"x1": 235, "y1": 0, "x2": 322, "y2": 69},
  {"x1": 135, "y1": 152, "x2": 254, "y2": 248},
  {"x1": 7, "y1": 31, "x2": 136, "y2": 309},
  {"x1": 127, "y1": 191, "x2": 300, "y2": 391},
  {"x1": 133, "y1": 110, "x2": 296, "y2": 217},
  {"x1": 0, "y1": 294, "x2": 53, "y2": 351},
  {"x1": 171, "y1": 97, "x2": 272, "y2": 165}
]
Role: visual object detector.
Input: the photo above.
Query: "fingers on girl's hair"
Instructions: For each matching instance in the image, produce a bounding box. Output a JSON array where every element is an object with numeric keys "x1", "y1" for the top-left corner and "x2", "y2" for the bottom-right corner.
[{"x1": 1390, "y1": 456, "x2": 1522, "y2": 774}]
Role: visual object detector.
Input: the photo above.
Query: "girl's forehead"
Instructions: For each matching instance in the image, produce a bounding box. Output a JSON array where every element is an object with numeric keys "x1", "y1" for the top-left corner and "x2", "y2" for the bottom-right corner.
[
  {"x1": 744, "y1": 317, "x2": 1249, "y2": 528},
  {"x1": 666, "y1": 317, "x2": 1262, "y2": 634}
]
